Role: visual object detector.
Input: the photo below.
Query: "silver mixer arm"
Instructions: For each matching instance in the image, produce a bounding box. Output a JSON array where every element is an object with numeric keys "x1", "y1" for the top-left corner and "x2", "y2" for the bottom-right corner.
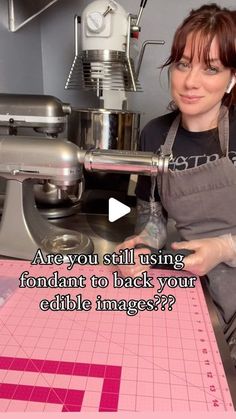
[
  {"x1": 0, "y1": 137, "x2": 172, "y2": 182},
  {"x1": 77, "y1": 148, "x2": 173, "y2": 176}
]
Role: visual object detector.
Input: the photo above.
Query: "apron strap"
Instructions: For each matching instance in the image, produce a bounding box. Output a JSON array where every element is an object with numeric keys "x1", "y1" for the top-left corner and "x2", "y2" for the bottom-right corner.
[
  {"x1": 160, "y1": 113, "x2": 181, "y2": 156},
  {"x1": 156, "y1": 113, "x2": 181, "y2": 197},
  {"x1": 218, "y1": 106, "x2": 229, "y2": 157}
]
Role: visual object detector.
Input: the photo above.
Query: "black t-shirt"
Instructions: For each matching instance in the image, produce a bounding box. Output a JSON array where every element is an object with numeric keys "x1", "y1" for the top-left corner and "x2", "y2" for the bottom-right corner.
[{"x1": 135, "y1": 106, "x2": 236, "y2": 202}]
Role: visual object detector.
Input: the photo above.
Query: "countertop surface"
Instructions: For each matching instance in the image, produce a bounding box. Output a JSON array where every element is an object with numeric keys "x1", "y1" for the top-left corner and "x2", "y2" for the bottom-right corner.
[
  {"x1": 50, "y1": 205, "x2": 236, "y2": 405},
  {"x1": 0, "y1": 189, "x2": 235, "y2": 411},
  {"x1": 0, "y1": 260, "x2": 235, "y2": 412}
]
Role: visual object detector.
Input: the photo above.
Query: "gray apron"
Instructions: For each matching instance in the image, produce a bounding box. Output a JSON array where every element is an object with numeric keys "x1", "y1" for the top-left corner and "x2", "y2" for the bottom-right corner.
[{"x1": 157, "y1": 106, "x2": 236, "y2": 340}]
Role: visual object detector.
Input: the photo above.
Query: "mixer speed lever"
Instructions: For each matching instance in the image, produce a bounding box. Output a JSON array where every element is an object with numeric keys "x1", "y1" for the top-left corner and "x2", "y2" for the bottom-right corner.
[{"x1": 103, "y1": 0, "x2": 118, "y2": 16}]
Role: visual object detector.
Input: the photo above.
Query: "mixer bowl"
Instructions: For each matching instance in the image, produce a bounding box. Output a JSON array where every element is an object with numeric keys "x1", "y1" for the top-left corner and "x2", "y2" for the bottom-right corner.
[{"x1": 68, "y1": 108, "x2": 140, "y2": 151}]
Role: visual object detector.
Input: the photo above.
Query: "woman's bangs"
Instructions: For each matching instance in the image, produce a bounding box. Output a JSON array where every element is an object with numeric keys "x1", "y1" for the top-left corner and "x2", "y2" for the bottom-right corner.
[{"x1": 188, "y1": 31, "x2": 216, "y2": 65}]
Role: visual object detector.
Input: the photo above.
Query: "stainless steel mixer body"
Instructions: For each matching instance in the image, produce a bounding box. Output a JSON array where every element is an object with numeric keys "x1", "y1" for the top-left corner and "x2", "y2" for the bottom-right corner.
[
  {"x1": 0, "y1": 93, "x2": 83, "y2": 217},
  {"x1": 0, "y1": 135, "x2": 171, "y2": 261},
  {"x1": 0, "y1": 136, "x2": 93, "y2": 260}
]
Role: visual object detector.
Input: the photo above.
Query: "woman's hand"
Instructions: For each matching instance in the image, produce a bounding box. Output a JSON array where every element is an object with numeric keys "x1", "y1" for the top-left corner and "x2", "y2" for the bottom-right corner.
[
  {"x1": 172, "y1": 234, "x2": 236, "y2": 276},
  {"x1": 115, "y1": 236, "x2": 151, "y2": 277},
  {"x1": 114, "y1": 198, "x2": 167, "y2": 277}
]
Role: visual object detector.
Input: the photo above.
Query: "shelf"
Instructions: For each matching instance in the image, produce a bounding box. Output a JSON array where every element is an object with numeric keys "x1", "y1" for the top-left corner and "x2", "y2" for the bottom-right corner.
[{"x1": 8, "y1": 0, "x2": 59, "y2": 32}]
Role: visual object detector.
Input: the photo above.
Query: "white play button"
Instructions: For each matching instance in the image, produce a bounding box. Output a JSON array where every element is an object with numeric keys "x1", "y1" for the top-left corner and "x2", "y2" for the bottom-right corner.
[{"x1": 108, "y1": 198, "x2": 131, "y2": 222}]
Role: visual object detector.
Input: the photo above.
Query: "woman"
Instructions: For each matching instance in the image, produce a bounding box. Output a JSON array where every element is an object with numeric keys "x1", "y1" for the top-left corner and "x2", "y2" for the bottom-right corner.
[{"x1": 118, "y1": 3, "x2": 236, "y2": 365}]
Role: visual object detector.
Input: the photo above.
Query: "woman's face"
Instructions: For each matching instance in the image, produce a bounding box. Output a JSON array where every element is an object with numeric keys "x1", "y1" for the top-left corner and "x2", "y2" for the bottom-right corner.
[{"x1": 170, "y1": 33, "x2": 232, "y2": 121}]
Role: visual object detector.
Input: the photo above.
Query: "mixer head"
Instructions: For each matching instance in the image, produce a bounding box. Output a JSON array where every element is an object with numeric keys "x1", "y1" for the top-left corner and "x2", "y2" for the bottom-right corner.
[
  {"x1": 0, "y1": 94, "x2": 71, "y2": 136},
  {"x1": 65, "y1": 1, "x2": 142, "y2": 95}
]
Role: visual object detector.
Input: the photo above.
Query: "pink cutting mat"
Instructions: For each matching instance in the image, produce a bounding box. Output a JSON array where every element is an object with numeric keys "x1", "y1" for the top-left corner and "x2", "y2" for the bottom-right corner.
[{"x1": 0, "y1": 260, "x2": 234, "y2": 412}]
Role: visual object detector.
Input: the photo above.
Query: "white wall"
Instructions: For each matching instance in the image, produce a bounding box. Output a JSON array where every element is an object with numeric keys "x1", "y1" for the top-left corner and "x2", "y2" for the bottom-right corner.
[{"x1": 0, "y1": 0, "x2": 43, "y2": 94}]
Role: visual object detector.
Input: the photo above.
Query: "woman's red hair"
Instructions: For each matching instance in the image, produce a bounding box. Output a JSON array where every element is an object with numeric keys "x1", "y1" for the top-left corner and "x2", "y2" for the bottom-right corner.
[{"x1": 163, "y1": 4, "x2": 236, "y2": 107}]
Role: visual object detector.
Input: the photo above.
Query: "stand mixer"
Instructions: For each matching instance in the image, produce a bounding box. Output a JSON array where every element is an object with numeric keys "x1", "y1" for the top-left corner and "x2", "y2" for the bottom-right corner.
[
  {"x1": 0, "y1": 136, "x2": 171, "y2": 260},
  {"x1": 0, "y1": 94, "x2": 83, "y2": 218},
  {"x1": 0, "y1": 136, "x2": 93, "y2": 259},
  {"x1": 66, "y1": 0, "x2": 164, "y2": 150},
  {"x1": 0, "y1": 93, "x2": 171, "y2": 261},
  {"x1": 66, "y1": 0, "x2": 164, "y2": 206}
]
